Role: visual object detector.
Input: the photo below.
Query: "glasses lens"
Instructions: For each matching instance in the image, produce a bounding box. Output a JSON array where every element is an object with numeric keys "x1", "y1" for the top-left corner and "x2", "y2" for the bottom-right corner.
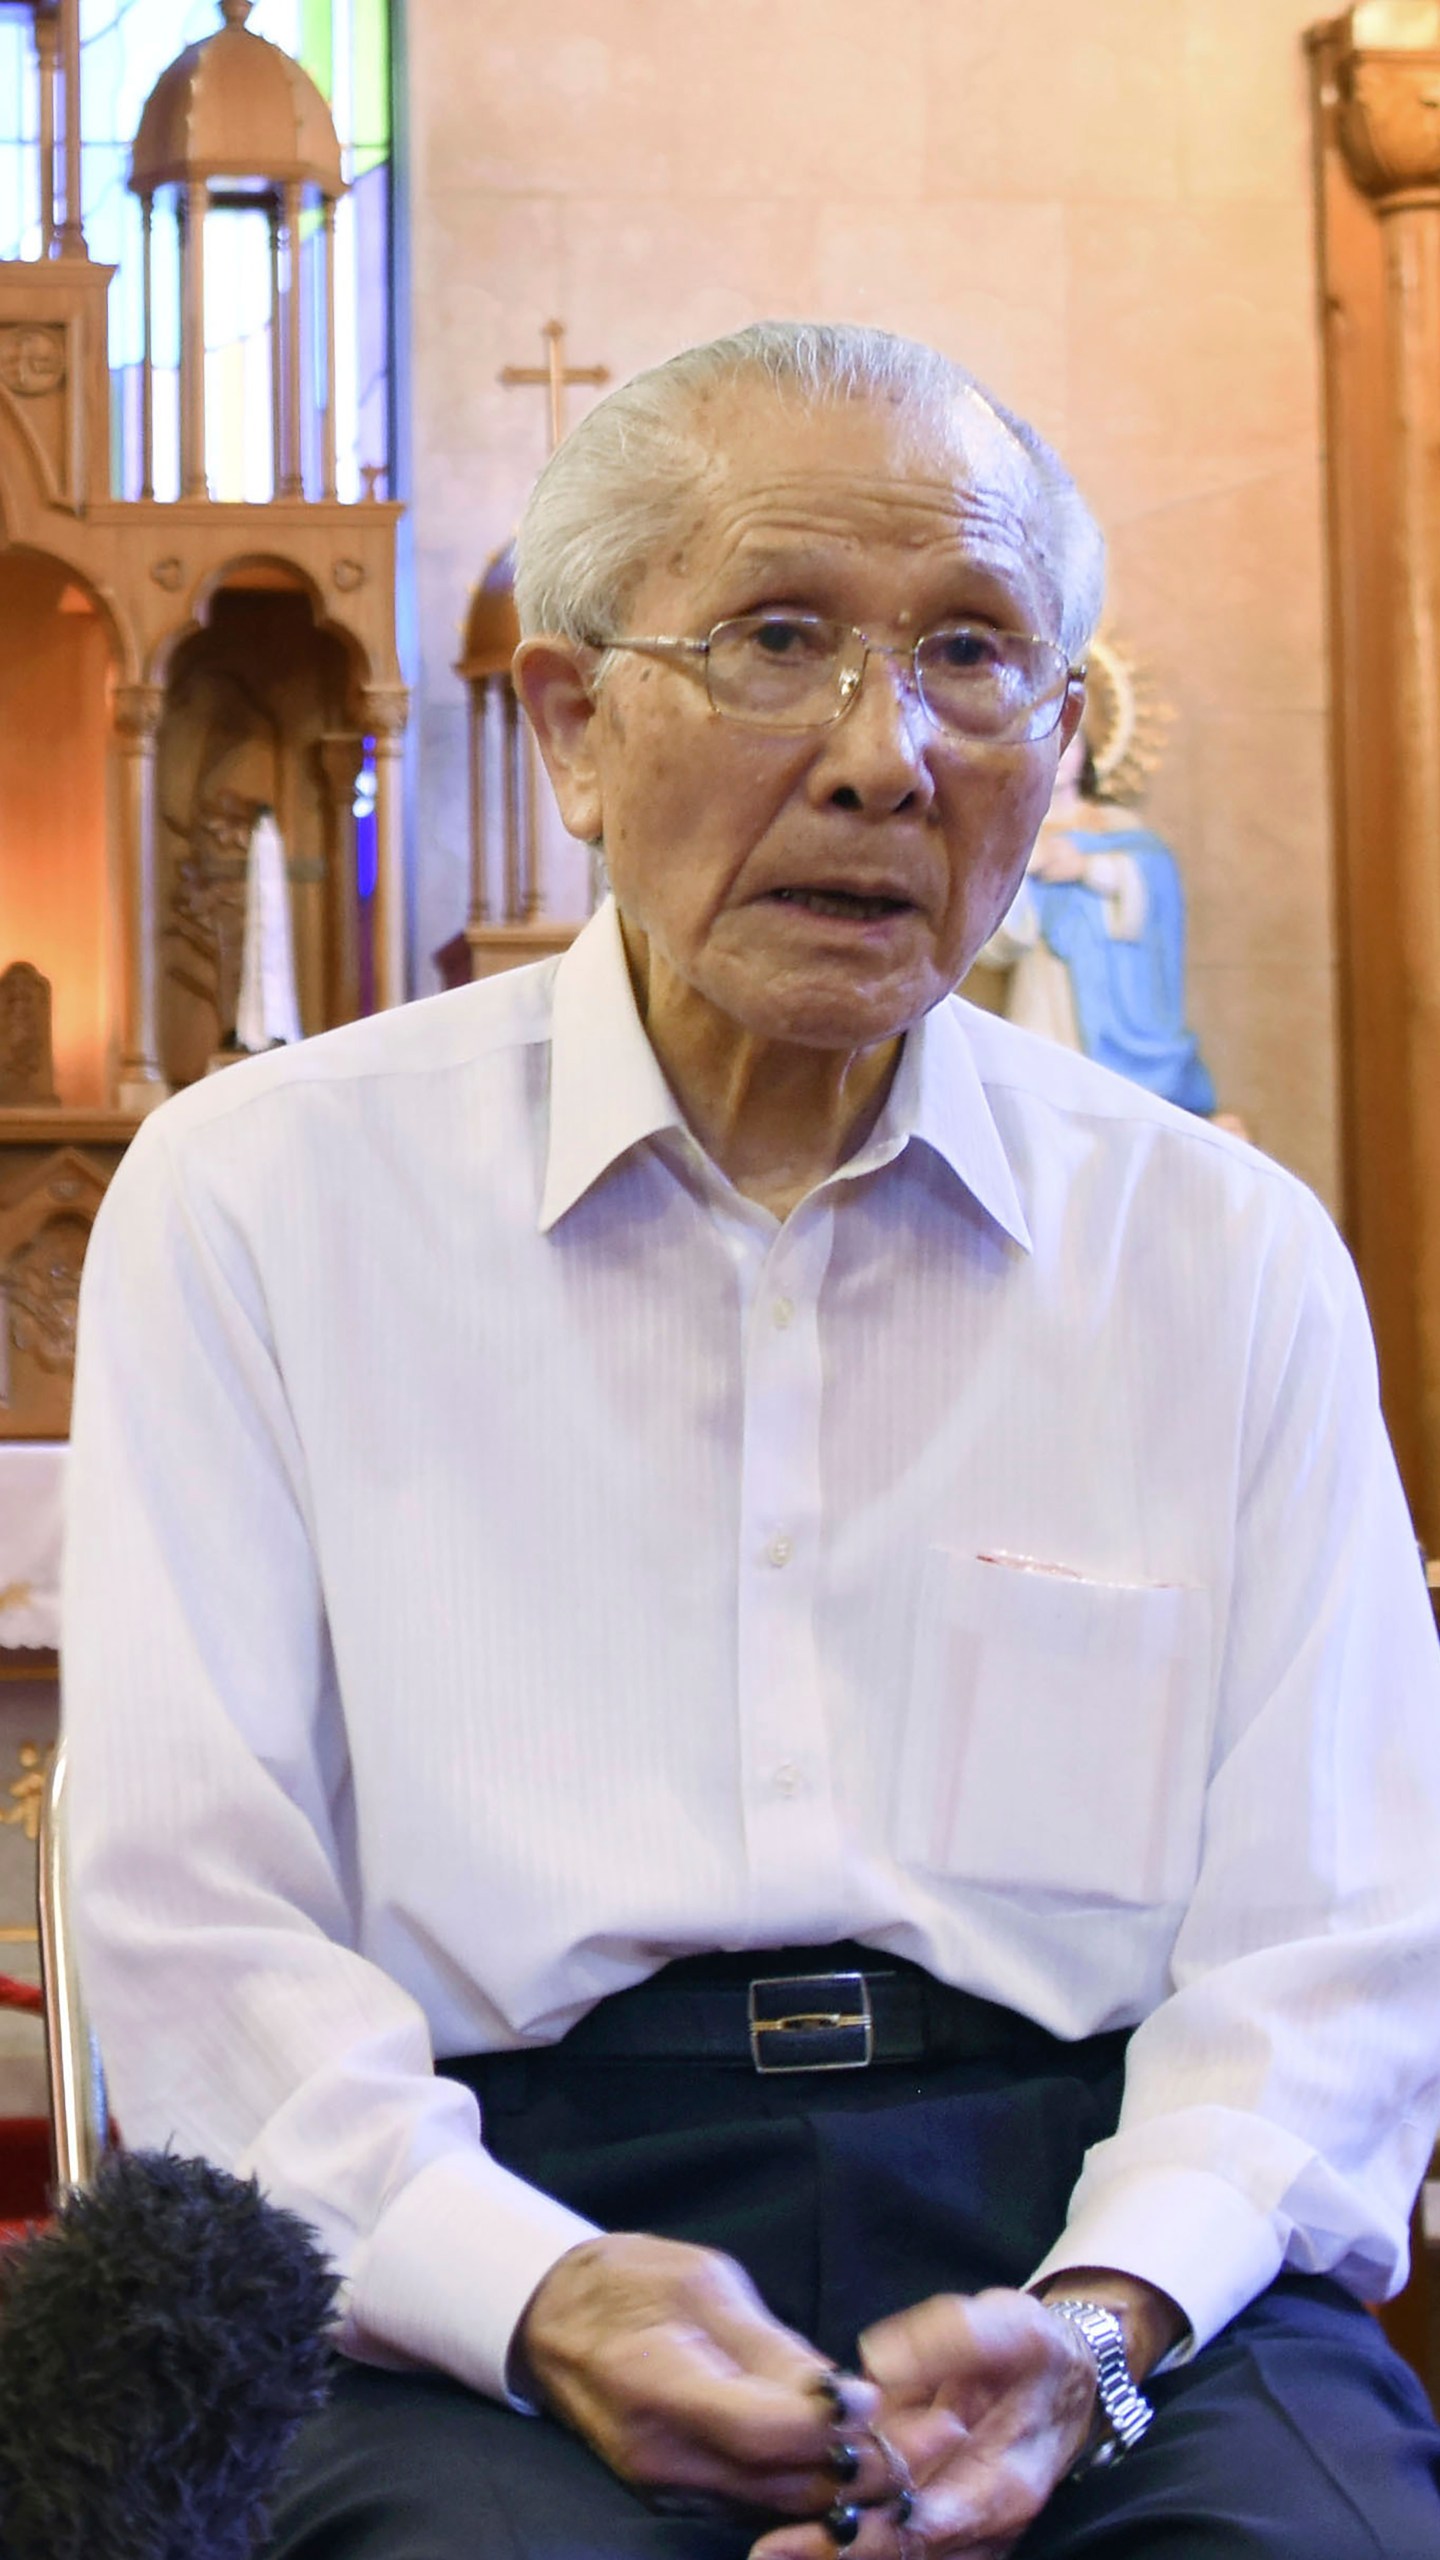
[
  {"x1": 706, "y1": 614, "x2": 849, "y2": 727},
  {"x1": 916, "y1": 627, "x2": 1069, "y2": 742}
]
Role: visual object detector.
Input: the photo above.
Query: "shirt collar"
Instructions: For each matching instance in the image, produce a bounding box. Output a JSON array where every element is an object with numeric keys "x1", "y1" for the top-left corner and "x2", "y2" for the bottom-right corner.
[
  {"x1": 851, "y1": 991, "x2": 1032, "y2": 1251},
  {"x1": 540, "y1": 902, "x2": 686, "y2": 1232},
  {"x1": 540, "y1": 899, "x2": 1031, "y2": 1252}
]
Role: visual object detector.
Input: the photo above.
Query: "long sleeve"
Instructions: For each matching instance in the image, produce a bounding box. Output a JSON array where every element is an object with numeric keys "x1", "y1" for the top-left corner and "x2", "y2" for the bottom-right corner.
[
  {"x1": 62, "y1": 1113, "x2": 596, "y2": 2404},
  {"x1": 1034, "y1": 1203, "x2": 1440, "y2": 2345}
]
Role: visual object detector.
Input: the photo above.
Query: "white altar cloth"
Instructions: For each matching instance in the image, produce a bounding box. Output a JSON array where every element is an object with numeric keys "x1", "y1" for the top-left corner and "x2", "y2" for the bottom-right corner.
[{"x1": 0, "y1": 1442, "x2": 63, "y2": 1649}]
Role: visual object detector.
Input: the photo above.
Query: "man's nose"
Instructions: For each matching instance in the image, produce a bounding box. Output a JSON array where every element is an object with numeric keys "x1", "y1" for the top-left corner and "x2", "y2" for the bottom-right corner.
[{"x1": 812, "y1": 646, "x2": 937, "y2": 814}]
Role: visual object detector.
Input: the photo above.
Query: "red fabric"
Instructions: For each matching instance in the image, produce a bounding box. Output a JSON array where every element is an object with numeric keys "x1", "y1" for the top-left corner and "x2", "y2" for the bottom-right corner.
[
  {"x1": 0, "y1": 1975, "x2": 42, "y2": 2017},
  {"x1": 0, "y1": 2118, "x2": 52, "y2": 2224}
]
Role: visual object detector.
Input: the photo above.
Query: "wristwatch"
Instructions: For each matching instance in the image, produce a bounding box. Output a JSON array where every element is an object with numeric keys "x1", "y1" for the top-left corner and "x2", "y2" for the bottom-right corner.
[{"x1": 1044, "y1": 2298, "x2": 1155, "y2": 2471}]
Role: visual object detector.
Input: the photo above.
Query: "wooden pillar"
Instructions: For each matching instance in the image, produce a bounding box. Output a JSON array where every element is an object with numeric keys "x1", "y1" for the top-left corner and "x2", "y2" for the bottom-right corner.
[
  {"x1": 466, "y1": 679, "x2": 490, "y2": 928},
  {"x1": 316, "y1": 731, "x2": 365, "y2": 1024},
  {"x1": 111, "y1": 685, "x2": 169, "y2": 1114},
  {"x1": 54, "y1": 0, "x2": 85, "y2": 258},
  {"x1": 321, "y1": 195, "x2": 338, "y2": 501},
  {"x1": 139, "y1": 192, "x2": 155, "y2": 499},
  {"x1": 361, "y1": 686, "x2": 410, "y2": 1009},
  {"x1": 1328, "y1": 7, "x2": 1440, "y2": 1547},
  {"x1": 179, "y1": 182, "x2": 208, "y2": 499},
  {"x1": 522, "y1": 712, "x2": 541, "y2": 922},
  {"x1": 176, "y1": 193, "x2": 191, "y2": 488},
  {"x1": 34, "y1": 9, "x2": 58, "y2": 256},
  {"x1": 268, "y1": 194, "x2": 284, "y2": 501},
  {"x1": 282, "y1": 180, "x2": 304, "y2": 499},
  {"x1": 502, "y1": 686, "x2": 523, "y2": 923}
]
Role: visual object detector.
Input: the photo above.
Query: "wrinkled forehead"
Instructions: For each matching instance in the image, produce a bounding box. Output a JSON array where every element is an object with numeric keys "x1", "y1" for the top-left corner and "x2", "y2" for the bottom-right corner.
[{"x1": 658, "y1": 378, "x2": 1061, "y2": 624}]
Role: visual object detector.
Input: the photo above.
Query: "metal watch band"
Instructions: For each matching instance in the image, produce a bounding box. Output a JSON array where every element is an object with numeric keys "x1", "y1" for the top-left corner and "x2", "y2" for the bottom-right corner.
[{"x1": 1044, "y1": 2299, "x2": 1155, "y2": 2469}]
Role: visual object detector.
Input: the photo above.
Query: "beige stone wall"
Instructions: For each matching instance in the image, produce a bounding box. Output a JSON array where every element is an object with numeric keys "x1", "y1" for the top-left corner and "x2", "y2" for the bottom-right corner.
[{"x1": 406, "y1": 0, "x2": 1336, "y2": 1203}]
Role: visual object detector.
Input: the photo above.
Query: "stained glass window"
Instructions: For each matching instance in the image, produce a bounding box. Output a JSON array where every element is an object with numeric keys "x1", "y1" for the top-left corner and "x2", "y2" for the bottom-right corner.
[{"x1": 0, "y1": 0, "x2": 391, "y2": 504}]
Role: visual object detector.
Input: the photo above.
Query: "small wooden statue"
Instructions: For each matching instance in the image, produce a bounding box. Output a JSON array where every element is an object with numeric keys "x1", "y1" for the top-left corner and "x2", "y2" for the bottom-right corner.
[{"x1": 0, "y1": 964, "x2": 58, "y2": 1107}]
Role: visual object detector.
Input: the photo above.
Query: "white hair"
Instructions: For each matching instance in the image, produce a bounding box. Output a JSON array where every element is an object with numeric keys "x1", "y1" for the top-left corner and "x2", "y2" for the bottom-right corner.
[{"x1": 513, "y1": 319, "x2": 1105, "y2": 662}]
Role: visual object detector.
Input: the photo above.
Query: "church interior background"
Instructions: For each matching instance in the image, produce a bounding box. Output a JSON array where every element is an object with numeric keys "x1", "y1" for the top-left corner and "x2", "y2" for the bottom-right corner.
[{"x1": 0, "y1": 0, "x2": 1437, "y2": 2391}]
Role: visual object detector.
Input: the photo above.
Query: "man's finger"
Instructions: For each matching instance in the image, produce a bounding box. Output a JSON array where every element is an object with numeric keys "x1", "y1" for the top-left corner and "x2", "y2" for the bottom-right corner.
[
  {"x1": 570, "y1": 2328, "x2": 852, "y2": 2484},
  {"x1": 861, "y1": 2293, "x2": 984, "y2": 2405},
  {"x1": 862, "y1": 2288, "x2": 1087, "y2": 2426},
  {"x1": 749, "y1": 2492, "x2": 922, "y2": 2560},
  {"x1": 696, "y1": 2271, "x2": 878, "y2": 2415}
]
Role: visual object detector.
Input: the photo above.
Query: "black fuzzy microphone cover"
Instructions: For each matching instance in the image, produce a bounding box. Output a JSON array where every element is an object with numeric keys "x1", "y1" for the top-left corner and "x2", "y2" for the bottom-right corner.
[{"x1": 0, "y1": 2148, "x2": 337, "y2": 2559}]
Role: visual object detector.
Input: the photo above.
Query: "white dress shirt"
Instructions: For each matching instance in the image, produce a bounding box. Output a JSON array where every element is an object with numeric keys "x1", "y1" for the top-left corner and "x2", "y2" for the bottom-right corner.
[{"x1": 62, "y1": 900, "x2": 1440, "y2": 2405}]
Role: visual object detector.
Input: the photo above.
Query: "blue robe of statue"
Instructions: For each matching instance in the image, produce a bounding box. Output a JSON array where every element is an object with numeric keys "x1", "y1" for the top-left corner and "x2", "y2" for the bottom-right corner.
[{"x1": 1029, "y1": 826, "x2": 1216, "y2": 1117}]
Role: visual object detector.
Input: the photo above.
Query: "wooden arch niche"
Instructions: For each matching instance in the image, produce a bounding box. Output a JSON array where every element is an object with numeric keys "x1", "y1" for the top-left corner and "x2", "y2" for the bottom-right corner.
[
  {"x1": 155, "y1": 562, "x2": 370, "y2": 1087},
  {"x1": 0, "y1": 549, "x2": 113, "y2": 1109}
]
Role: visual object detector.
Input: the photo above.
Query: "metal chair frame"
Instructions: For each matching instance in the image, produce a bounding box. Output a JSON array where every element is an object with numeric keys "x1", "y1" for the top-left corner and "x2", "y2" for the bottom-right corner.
[{"x1": 35, "y1": 1738, "x2": 108, "y2": 2192}]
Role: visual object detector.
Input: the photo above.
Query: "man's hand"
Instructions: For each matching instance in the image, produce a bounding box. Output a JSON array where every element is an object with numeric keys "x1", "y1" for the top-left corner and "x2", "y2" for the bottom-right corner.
[
  {"x1": 750, "y1": 2269, "x2": 1184, "y2": 2559},
  {"x1": 750, "y1": 2290, "x2": 1096, "y2": 2560},
  {"x1": 516, "y1": 2232, "x2": 883, "y2": 2519}
]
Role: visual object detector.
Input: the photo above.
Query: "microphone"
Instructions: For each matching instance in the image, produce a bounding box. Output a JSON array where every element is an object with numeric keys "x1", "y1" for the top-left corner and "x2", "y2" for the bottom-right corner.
[{"x1": 0, "y1": 2148, "x2": 337, "y2": 2558}]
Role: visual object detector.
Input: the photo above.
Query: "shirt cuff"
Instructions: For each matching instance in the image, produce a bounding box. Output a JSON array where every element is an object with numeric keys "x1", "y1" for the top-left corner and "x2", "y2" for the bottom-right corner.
[
  {"x1": 1028, "y1": 2165, "x2": 1286, "y2": 2359},
  {"x1": 341, "y1": 2146, "x2": 600, "y2": 2404}
]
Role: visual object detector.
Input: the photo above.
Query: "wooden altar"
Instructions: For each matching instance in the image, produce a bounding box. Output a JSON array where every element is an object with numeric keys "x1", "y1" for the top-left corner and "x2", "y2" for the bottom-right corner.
[{"x1": 0, "y1": 0, "x2": 407, "y2": 1440}]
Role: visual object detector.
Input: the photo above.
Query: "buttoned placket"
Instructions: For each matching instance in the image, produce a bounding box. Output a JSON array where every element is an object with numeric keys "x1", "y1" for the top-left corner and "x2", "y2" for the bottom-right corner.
[{"x1": 698, "y1": 1172, "x2": 848, "y2": 1937}]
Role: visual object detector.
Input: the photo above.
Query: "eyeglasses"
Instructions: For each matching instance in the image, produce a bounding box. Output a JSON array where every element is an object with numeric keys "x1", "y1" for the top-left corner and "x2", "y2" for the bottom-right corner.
[{"x1": 587, "y1": 612, "x2": 1083, "y2": 744}]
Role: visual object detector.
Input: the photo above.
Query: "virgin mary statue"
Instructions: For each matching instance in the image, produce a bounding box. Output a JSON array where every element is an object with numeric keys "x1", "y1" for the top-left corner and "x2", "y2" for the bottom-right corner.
[{"x1": 973, "y1": 634, "x2": 1217, "y2": 1118}]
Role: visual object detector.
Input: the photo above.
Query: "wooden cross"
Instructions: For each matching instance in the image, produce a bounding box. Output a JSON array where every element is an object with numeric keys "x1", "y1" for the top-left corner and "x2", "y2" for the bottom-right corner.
[{"x1": 500, "y1": 319, "x2": 610, "y2": 455}]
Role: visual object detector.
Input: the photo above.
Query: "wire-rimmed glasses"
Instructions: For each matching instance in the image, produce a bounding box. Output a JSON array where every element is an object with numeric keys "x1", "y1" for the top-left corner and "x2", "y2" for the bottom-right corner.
[{"x1": 587, "y1": 611, "x2": 1082, "y2": 745}]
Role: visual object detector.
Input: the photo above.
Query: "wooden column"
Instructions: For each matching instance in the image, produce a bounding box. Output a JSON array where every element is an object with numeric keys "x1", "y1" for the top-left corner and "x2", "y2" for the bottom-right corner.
[
  {"x1": 316, "y1": 731, "x2": 365, "y2": 1024},
  {"x1": 1326, "y1": 7, "x2": 1440, "y2": 1547},
  {"x1": 466, "y1": 681, "x2": 490, "y2": 928},
  {"x1": 34, "y1": 8, "x2": 58, "y2": 256},
  {"x1": 281, "y1": 180, "x2": 304, "y2": 499},
  {"x1": 268, "y1": 194, "x2": 284, "y2": 501},
  {"x1": 361, "y1": 686, "x2": 410, "y2": 1010},
  {"x1": 139, "y1": 193, "x2": 155, "y2": 499},
  {"x1": 501, "y1": 685, "x2": 523, "y2": 923},
  {"x1": 179, "y1": 182, "x2": 208, "y2": 499},
  {"x1": 111, "y1": 685, "x2": 169, "y2": 1114},
  {"x1": 54, "y1": 0, "x2": 84, "y2": 258},
  {"x1": 321, "y1": 195, "x2": 338, "y2": 501}
]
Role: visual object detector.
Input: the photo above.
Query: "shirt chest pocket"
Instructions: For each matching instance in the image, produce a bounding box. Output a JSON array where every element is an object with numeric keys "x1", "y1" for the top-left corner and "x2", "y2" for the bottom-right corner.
[{"x1": 894, "y1": 1549, "x2": 1213, "y2": 1909}]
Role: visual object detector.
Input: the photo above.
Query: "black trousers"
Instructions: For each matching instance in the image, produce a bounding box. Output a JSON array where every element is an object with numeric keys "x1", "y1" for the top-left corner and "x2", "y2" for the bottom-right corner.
[{"x1": 264, "y1": 1955, "x2": 1440, "y2": 2558}]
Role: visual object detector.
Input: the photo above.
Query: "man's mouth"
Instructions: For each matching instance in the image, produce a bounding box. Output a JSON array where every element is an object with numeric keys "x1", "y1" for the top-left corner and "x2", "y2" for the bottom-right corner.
[{"x1": 768, "y1": 886, "x2": 914, "y2": 923}]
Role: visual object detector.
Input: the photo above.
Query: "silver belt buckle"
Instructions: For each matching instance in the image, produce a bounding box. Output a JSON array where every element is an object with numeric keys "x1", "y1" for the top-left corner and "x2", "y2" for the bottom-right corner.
[{"x1": 747, "y1": 1971, "x2": 874, "y2": 2073}]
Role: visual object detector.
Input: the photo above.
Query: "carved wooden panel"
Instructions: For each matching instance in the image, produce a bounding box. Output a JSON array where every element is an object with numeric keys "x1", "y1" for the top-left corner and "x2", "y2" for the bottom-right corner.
[
  {"x1": 0, "y1": 1130, "x2": 132, "y2": 1440},
  {"x1": 0, "y1": 261, "x2": 112, "y2": 514}
]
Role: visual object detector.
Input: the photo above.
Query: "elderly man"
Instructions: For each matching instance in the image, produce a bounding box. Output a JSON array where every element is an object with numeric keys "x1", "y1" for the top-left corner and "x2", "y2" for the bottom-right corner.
[{"x1": 63, "y1": 323, "x2": 1440, "y2": 2560}]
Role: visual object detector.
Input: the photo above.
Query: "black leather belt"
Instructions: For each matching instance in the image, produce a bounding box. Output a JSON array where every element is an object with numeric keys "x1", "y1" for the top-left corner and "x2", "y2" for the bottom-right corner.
[
  {"x1": 558, "y1": 1968, "x2": 895, "y2": 2073},
  {"x1": 539, "y1": 1951, "x2": 1093, "y2": 2077},
  {"x1": 438, "y1": 1950, "x2": 1135, "y2": 2094}
]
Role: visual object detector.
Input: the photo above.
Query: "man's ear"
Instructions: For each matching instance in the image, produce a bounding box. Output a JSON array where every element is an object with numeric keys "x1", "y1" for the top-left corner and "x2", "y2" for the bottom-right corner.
[
  {"x1": 1057, "y1": 676, "x2": 1087, "y2": 756},
  {"x1": 512, "y1": 639, "x2": 605, "y2": 844}
]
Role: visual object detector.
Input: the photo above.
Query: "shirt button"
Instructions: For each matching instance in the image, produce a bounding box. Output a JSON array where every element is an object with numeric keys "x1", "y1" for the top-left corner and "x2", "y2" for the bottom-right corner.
[
  {"x1": 772, "y1": 1296, "x2": 795, "y2": 1329},
  {"x1": 773, "y1": 1761, "x2": 801, "y2": 1796},
  {"x1": 765, "y1": 1533, "x2": 794, "y2": 1568}
]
